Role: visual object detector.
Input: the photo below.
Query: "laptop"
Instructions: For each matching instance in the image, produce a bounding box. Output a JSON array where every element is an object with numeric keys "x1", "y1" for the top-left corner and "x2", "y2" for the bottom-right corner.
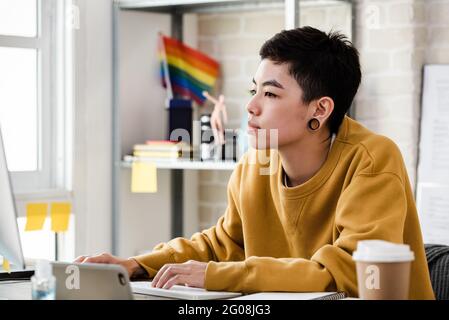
[
  {"x1": 51, "y1": 262, "x2": 241, "y2": 300},
  {"x1": 131, "y1": 281, "x2": 242, "y2": 300}
]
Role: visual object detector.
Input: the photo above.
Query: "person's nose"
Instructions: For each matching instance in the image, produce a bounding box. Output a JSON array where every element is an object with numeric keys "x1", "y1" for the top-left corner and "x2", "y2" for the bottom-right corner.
[{"x1": 246, "y1": 95, "x2": 261, "y2": 117}]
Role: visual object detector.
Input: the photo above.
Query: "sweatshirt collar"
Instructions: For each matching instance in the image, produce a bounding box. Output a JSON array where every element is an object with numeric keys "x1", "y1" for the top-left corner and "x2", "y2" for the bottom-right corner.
[{"x1": 276, "y1": 116, "x2": 349, "y2": 199}]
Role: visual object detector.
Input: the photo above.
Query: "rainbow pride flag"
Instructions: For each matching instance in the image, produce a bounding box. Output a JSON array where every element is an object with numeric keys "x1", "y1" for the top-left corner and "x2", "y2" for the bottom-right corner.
[{"x1": 159, "y1": 34, "x2": 220, "y2": 105}]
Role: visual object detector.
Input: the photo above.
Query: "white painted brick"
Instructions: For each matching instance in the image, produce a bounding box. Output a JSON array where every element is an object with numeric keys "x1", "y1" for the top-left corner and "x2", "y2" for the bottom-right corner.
[
  {"x1": 220, "y1": 59, "x2": 242, "y2": 79},
  {"x1": 391, "y1": 49, "x2": 425, "y2": 71},
  {"x1": 369, "y1": 28, "x2": 415, "y2": 49},
  {"x1": 214, "y1": 205, "x2": 228, "y2": 221},
  {"x1": 199, "y1": 170, "x2": 216, "y2": 183},
  {"x1": 199, "y1": 185, "x2": 227, "y2": 202},
  {"x1": 238, "y1": 10, "x2": 282, "y2": 21},
  {"x1": 243, "y1": 13, "x2": 284, "y2": 35},
  {"x1": 222, "y1": 79, "x2": 253, "y2": 99},
  {"x1": 244, "y1": 58, "x2": 261, "y2": 77},
  {"x1": 199, "y1": 206, "x2": 213, "y2": 224},
  {"x1": 359, "y1": 75, "x2": 418, "y2": 96},
  {"x1": 413, "y1": 1, "x2": 426, "y2": 24},
  {"x1": 389, "y1": 2, "x2": 419, "y2": 25},
  {"x1": 355, "y1": 95, "x2": 421, "y2": 120},
  {"x1": 217, "y1": 37, "x2": 266, "y2": 56},
  {"x1": 428, "y1": 27, "x2": 449, "y2": 47},
  {"x1": 326, "y1": 4, "x2": 352, "y2": 34},
  {"x1": 426, "y1": 48, "x2": 449, "y2": 64},
  {"x1": 426, "y1": 1, "x2": 449, "y2": 26},
  {"x1": 216, "y1": 171, "x2": 232, "y2": 183},
  {"x1": 225, "y1": 100, "x2": 245, "y2": 123},
  {"x1": 300, "y1": 7, "x2": 327, "y2": 29},
  {"x1": 198, "y1": 39, "x2": 216, "y2": 55},
  {"x1": 354, "y1": 1, "x2": 388, "y2": 30},
  {"x1": 198, "y1": 16, "x2": 241, "y2": 36},
  {"x1": 413, "y1": 26, "x2": 428, "y2": 46},
  {"x1": 359, "y1": 51, "x2": 391, "y2": 73},
  {"x1": 363, "y1": 120, "x2": 418, "y2": 138}
]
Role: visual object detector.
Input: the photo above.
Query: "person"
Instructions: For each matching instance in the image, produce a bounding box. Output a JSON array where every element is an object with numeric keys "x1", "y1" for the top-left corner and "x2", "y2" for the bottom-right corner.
[{"x1": 75, "y1": 27, "x2": 435, "y2": 299}]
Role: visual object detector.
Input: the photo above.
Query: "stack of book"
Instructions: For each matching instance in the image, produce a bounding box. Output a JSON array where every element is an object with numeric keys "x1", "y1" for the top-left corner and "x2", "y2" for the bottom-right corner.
[{"x1": 126, "y1": 140, "x2": 192, "y2": 162}]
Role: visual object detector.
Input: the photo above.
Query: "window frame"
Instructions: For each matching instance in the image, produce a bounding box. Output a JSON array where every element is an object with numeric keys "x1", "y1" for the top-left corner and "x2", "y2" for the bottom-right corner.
[
  {"x1": 0, "y1": 0, "x2": 74, "y2": 262},
  {"x1": 0, "y1": 0, "x2": 71, "y2": 195}
]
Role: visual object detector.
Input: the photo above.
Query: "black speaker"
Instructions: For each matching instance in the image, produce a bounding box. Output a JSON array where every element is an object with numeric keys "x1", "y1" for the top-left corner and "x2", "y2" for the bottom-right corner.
[{"x1": 167, "y1": 99, "x2": 192, "y2": 143}]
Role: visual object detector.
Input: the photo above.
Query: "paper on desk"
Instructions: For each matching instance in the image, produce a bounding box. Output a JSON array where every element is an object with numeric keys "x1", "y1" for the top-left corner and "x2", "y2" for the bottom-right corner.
[
  {"x1": 2, "y1": 258, "x2": 10, "y2": 273},
  {"x1": 131, "y1": 162, "x2": 157, "y2": 193},
  {"x1": 417, "y1": 185, "x2": 449, "y2": 245},
  {"x1": 416, "y1": 65, "x2": 449, "y2": 245},
  {"x1": 231, "y1": 292, "x2": 342, "y2": 300},
  {"x1": 51, "y1": 202, "x2": 71, "y2": 232},
  {"x1": 25, "y1": 203, "x2": 48, "y2": 231}
]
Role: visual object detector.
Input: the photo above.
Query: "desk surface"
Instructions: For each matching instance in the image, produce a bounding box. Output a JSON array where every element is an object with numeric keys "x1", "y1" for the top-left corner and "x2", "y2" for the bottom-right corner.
[
  {"x1": 1, "y1": 280, "x2": 358, "y2": 300},
  {"x1": 0, "y1": 280, "x2": 172, "y2": 300}
]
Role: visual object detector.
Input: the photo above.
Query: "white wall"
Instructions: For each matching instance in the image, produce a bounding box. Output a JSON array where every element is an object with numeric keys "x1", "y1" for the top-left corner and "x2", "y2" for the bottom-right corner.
[
  {"x1": 197, "y1": 2, "x2": 352, "y2": 229},
  {"x1": 73, "y1": 0, "x2": 112, "y2": 257},
  {"x1": 73, "y1": 2, "x2": 200, "y2": 258}
]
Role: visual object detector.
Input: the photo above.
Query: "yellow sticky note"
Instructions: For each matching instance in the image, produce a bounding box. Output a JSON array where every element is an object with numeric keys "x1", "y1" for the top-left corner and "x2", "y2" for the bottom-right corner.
[
  {"x1": 131, "y1": 162, "x2": 157, "y2": 193},
  {"x1": 50, "y1": 202, "x2": 71, "y2": 232},
  {"x1": 2, "y1": 258, "x2": 10, "y2": 273},
  {"x1": 25, "y1": 203, "x2": 48, "y2": 231}
]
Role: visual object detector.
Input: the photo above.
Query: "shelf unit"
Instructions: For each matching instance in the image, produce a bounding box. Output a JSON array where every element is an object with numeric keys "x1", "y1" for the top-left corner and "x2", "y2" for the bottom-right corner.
[
  {"x1": 111, "y1": 0, "x2": 302, "y2": 255},
  {"x1": 111, "y1": 0, "x2": 351, "y2": 255},
  {"x1": 122, "y1": 158, "x2": 237, "y2": 171}
]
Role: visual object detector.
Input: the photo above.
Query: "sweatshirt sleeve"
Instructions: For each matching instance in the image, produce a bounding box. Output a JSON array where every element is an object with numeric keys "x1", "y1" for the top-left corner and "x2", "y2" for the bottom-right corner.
[
  {"x1": 132, "y1": 164, "x2": 246, "y2": 278},
  {"x1": 205, "y1": 172, "x2": 408, "y2": 296}
]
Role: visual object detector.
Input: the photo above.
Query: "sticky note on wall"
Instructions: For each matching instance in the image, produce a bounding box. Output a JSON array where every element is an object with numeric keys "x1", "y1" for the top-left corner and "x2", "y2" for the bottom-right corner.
[
  {"x1": 25, "y1": 203, "x2": 48, "y2": 231},
  {"x1": 50, "y1": 202, "x2": 71, "y2": 232},
  {"x1": 131, "y1": 162, "x2": 157, "y2": 193},
  {"x1": 2, "y1": 258, "x2": 10, "y2": 273}
]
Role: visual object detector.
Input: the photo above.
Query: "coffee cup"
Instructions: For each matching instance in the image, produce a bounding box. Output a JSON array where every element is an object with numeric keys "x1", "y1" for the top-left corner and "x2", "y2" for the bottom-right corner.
[{"x1": 352, "y1": 240, "x2": 414, "y2": 300}]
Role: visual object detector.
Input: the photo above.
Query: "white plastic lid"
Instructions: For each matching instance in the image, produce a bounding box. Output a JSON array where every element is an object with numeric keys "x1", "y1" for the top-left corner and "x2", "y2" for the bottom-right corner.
[
  {"x1": 352, "y1": 240, "x2": 415, "y2": 263},
  {"x1": 35, "y1": 259, "x2": 53, "y2": 279}
]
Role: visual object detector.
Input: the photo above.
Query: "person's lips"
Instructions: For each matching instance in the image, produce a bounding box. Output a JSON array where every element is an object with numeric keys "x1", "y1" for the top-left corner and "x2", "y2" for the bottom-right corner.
[{"x1": 247, "y1": 121, "x2": 260, "y2": 134}]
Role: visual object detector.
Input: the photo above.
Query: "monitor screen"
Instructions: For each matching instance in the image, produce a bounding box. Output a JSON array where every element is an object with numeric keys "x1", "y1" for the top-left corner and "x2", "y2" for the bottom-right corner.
[{"x1": 0, "y1": 126, "x2": 25, "y2": 270}]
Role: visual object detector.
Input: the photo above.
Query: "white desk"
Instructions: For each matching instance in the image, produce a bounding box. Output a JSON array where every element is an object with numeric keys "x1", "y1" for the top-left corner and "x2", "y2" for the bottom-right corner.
[
  {"x1": 1, "y1": 280, "x2": 355, "y2": 300},
  {"x1": 0, "y1": 280, "x2": 173, "y2": 300}
]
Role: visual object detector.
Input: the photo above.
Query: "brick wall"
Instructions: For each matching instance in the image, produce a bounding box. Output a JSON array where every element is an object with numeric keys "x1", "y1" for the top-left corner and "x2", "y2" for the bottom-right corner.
[
  {"x1": 425, "y1": 0, "x2": 449, "y2": 64},
  {"x1": 353, "y1": 0, "x2": 427, "y2": 190},
  {"x1": 196, "y1": 0, "x2": 449, "y2": 230},
  {"x1": 354, "y1": 0, "x2": 449, "y2": 191},
  {"x1": 197, "y1": 3, "x2": 351, "y2": 230}
]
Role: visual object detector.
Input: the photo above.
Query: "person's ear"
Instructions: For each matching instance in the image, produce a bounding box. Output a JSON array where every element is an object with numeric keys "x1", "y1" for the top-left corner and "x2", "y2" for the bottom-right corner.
[{"x1": 312, "y1": 97, "x2": 334, "y2": 125}]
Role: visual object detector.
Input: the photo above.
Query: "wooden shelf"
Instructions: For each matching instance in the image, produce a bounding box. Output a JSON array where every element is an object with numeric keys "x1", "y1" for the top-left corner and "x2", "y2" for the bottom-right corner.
[{"x1": 121, "y1": 157, "x2": 237, "y2": 171}]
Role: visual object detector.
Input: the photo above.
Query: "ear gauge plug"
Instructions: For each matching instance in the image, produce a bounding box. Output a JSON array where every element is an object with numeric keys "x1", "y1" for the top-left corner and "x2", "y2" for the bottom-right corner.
[{"x1": 308, "y1": 118, "x2": 320, "y2": 131}]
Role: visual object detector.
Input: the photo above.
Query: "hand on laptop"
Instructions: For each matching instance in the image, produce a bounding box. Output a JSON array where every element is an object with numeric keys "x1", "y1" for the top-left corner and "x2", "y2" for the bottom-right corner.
[
  {"x1": 74, "y1": 253, "x2": 145, "y2": 278},
  {"x1": 151, "y1": 260, "x2": 207, "y2": 290}
]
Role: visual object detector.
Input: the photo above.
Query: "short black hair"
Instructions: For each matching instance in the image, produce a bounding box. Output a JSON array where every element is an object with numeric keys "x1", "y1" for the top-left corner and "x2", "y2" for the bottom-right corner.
[{"x1": 259, "y1": 26, "x2": 361, "y2": 135}]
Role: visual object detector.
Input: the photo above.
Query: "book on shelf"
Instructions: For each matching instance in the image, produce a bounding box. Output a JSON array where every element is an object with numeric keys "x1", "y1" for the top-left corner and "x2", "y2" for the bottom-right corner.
[
  {"x1": 131, "y1": 140, "x2": 193, "y2": 160},
  {"x1": 133, "y1": 150, "x2": 180, "y2": 158},
  {"x1": 124, "y1": 155, "x2": 191, "y2": 163},
  {"x1": 134, "y1": 140, "x2": 191, "y2": 152}
]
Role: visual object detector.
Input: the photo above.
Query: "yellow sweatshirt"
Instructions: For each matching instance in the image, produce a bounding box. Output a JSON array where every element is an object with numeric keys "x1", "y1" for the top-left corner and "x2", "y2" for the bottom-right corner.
[{"x1": 133, "y1": 116, "x2": 435, "y2": 299}]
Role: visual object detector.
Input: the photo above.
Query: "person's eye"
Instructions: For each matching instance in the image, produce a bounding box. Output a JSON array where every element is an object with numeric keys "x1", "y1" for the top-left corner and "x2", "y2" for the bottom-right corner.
[
  {"x1": 249, "y1": 89, "x2": 256, "y2": 96},
  {"x1": 264, "y1": 92, "x2": 277, "y2": 98}
]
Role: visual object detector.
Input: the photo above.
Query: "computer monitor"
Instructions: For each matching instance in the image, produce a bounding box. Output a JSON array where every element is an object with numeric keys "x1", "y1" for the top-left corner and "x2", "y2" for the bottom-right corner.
[{"x1": 0, "y1": 125, "x2": 26, "y2": 271}]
